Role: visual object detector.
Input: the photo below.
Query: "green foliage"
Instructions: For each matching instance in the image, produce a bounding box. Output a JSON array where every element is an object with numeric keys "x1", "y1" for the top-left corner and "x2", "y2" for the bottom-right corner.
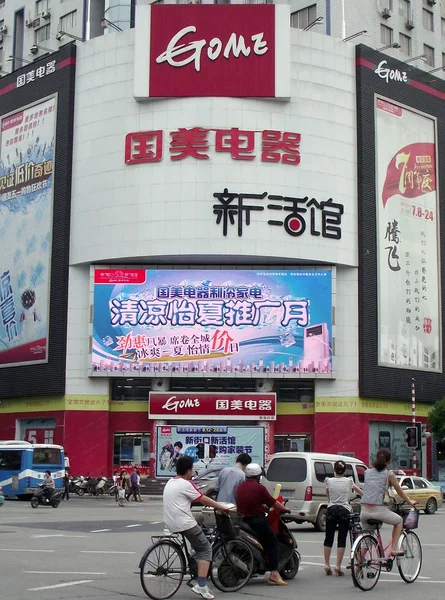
[{"x1": 428, "y1": 397, "x2": 445, "y2": 442}]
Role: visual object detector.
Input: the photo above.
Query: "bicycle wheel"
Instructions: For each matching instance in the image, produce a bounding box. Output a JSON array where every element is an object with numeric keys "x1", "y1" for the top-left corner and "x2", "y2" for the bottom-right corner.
[
  {"x1": 351, "y1": 534, "x2": 382, "y2": 591},
  {"x1": 140, "y1": 540, "x2": 185, "y2": 599},
  {"x1": 210, "y1": 539, "x2": 254, "y2": 592},
  {"x1": 397, "y1": 531, "x2": 422, "y2": 583}
]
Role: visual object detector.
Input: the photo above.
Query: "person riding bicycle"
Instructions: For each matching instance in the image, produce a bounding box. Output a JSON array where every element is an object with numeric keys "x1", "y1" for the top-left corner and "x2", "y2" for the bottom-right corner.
[
  {"x1": 360, "y1": 449, "x2": 416, "y2": 556},
  {"x1": 215, "y1": 453, "x2": 251, "y2": 504},
  {"x1": 236, "y1": 463, "x2": 291, "y2": 586},
  {"x1": 163, "y1": 455, "x2": 230, "y2": 600}
]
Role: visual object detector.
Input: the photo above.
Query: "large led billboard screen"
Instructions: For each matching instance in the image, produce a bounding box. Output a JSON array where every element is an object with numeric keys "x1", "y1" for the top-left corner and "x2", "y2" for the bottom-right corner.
[{"x1": 92, "y1": 269, "x2": 333, "y2": 376}]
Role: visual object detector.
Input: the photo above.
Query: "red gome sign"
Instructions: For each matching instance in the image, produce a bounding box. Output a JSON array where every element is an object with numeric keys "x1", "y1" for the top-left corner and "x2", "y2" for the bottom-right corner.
[
  {"x1": 134, "y1": 5, "x2": 290, "y2": 99},
  {"x1": 149, "y1": 392, "x2": 276, "y2": 421}
]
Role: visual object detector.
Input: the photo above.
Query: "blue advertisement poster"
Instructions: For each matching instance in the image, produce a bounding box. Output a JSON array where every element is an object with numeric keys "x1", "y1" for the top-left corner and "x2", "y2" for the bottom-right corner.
[
  {"x1": 0, "y1": 97, "x2": 56, "y2": 367},
  {"x1": 156, "y1": 425, "x2": 265, "y2": 478},
  {"x1": 92, "y1": 269, "x2": 332, "y2": 375}
]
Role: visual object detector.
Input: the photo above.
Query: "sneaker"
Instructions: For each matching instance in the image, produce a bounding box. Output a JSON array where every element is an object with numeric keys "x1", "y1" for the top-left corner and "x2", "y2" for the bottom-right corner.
[{"x1": 191, "y1": 584, "x2": 215, "y2": 599}]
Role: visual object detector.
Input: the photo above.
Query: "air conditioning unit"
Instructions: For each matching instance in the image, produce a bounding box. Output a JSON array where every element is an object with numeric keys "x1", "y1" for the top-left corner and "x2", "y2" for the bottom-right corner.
[
  {"x1": 427, "y1": 0, "x2": 437, "y2": 6},
  {"x1": 0, "y1": 25, "x2": 7, "y2": 34},
  {"x1": 26, "y1": 18, "x2": 34, "y2": 28},
  {"x1": 381, "y1": 8, "x2": 392, "y2": 18},
  {"x1": 33, "y1": 18, "x2": 41, "y2": 28},
  {"x1": 405, "y1": 19, "x2": 415, "y2": 30},
  {"x1": 41, "y1": 10, "x2": 51, "y2": 20}
]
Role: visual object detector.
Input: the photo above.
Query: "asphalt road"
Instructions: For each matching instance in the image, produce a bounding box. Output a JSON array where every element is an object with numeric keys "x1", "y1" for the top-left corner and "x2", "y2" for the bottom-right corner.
[{"x1": 1, "y1": 496, "x2": 445, "y2": 600}]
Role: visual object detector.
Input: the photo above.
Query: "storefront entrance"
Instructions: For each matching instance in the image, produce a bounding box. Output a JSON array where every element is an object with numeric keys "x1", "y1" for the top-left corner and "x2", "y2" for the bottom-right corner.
[
  {"x1": 113, "y1": 432, "x2": 150, "y2": 475},
  {"x1": 274, "y1": 434, "x2": 311, "y2": 453}
]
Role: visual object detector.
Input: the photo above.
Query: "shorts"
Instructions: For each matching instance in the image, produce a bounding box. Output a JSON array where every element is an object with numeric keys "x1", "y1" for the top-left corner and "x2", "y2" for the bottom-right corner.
[
  {"x1": 181, "y1": 524, "x2": 212, "y2": 562},
  {"x1": 360, "y1": 505, "x2": 403, "y2": 530}
]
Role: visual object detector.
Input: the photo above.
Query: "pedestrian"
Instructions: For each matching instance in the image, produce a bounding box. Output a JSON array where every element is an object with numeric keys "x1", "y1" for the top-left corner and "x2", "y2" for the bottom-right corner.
[
  {"x1": 136, "y1": 469, "x2": 144, "y2": 502},
  {"x1": 62, "y1": 469, "x2": 70, "y2": 501},
  {"x1": 361, "y1": 449, "x2": 416, "y2": 556},
  {"x1": 112, "y1": 470, "x2": 119, "y2": 502},
  {"x1": 323, "y1": 460, "x2": 363, "y2": 576},
  {"x1": 163, "y1": 455, "x2": 230, "y2": 599},
  {"x1": 236, "y1": 463, "x2": 291, "y2": 586},
  {"x1": 130, "y1": 469, "x2": 139, "y2": 501},
  {"x1": 215, "y1": 453, "x2": 251, "y2": 504},
  {"x1": 121, "y1": 470, "x2": 131, "y2": 502},
  {"x1": 117, "y1": 472, "x2": 126, "y2": 507}
]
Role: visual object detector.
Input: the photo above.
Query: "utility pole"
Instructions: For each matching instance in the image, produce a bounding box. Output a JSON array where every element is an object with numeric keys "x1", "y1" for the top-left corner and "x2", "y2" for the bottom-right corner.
[{"x1": 411, "y1": 378, "x2": 417, "y2": 475}]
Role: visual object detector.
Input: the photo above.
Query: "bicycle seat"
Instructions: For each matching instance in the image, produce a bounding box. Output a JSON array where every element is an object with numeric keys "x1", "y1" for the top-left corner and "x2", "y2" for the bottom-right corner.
[{"x1": 366, "y1": 519, "x2": 382, "y2": 528}]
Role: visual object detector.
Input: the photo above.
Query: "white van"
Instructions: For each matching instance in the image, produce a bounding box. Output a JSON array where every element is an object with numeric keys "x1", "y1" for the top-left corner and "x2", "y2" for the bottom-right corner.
[{"x1": 263, "y1": 452, "x2": 368, "y2": 531}]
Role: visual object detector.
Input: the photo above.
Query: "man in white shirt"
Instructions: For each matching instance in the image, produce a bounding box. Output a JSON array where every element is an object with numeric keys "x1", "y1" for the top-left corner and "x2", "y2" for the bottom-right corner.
[
  {"x1": 163, "y1": 455, "x2": 230, "y2": 600},
  {"x1": 215, "y1": 453, "x2": 251, "y2": 504}
]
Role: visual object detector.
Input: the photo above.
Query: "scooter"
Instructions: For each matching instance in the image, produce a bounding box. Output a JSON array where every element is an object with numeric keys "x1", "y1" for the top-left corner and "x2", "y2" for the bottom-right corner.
[
  {"x1": 238, "y1": 514, "x2": 300, "y2": 581},
  {"x1": 31, "y1": 484, "x2": 62, "y2": 508}
]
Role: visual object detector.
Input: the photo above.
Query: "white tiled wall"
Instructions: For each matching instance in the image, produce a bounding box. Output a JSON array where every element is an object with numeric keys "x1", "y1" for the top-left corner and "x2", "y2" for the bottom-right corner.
[{"x1": 66, "y1": 26, "x2": 359, "y2": 397}]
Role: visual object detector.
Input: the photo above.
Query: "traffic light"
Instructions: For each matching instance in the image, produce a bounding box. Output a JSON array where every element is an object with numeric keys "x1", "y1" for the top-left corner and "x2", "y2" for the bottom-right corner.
[
  {"x1": 196, "y1": 443, "x2": 205, "y2": 459},
  {"x1": 405, "y1": 426, "x2": 418, "y2": 449}
]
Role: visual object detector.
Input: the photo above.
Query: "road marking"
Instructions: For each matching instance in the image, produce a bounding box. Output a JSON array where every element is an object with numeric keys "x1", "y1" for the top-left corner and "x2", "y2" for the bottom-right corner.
[
  {"x1": 28, "y1": 580, "x2": 93, "y2": 591},
  {"x1": 81, "y1": 550, "x2": 136, "y2": 555},
  {"x1": 423, "y1": 543, "x2": 445, "y2": 546},
  {"x1": 24, "y1": 571, "x2": 106, "y2": 575},
  {"x1": 151, "y1": 521, "x2": 161, "y2": 524},
  {"x1": 31, "y1": 534, "x2": 67, "y2": 539},
  {"x1": 89, "y1": 529, "x2": 111, "y2": 533},
  {"x1": 126, "y1": 524, "x2": 142, "y2": 528},
  {"x1": 0, "y1": 549, "x2": 54, "y2": 553}
]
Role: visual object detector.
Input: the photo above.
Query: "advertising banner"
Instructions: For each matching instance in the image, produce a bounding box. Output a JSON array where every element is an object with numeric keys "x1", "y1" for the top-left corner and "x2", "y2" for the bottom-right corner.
[
  {"x1": 375, "y1": 98, "x2": 441, "y2": 371},
  {"x1": 0, "y1": 97, "x2": 56, "y2": 367},
  {"x1": 134, "y1": 4, "x2": 290, "y2": 99},
  {"x1": 156, "y1": 425, "x2": 264, "y2": 478},
  {"x1": 149, "y1": 392, "x2": 276, "y2": 421},
  {"x1": 92, "y1": 269, "x2": 333, "y2": 376}
]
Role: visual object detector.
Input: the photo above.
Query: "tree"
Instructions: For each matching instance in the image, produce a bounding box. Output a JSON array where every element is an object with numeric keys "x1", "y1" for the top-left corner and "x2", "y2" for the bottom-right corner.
[{"x1": 428, "y1": 397, "x2": 445, "y2": 442}]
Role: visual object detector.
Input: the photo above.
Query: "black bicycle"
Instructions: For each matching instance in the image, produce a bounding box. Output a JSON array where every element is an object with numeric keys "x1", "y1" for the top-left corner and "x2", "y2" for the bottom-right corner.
[{"x1": 139, "y1": 511, "x2": 254, "y2": 600}]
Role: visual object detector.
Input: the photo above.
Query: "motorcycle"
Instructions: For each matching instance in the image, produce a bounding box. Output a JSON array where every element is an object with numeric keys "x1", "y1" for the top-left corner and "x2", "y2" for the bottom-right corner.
[
  {"x1": 73, "y1": 476, "x2": 90, "y2": 496},
  {"x1": 31, "y1": 484, "x2": 62, "y2": 508},
  {"x1": 89, "y1": 476, "x2": 109, "y2": 495}
]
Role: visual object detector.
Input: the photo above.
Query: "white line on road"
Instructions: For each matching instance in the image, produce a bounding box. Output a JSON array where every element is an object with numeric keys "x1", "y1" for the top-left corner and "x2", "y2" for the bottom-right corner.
[
  {"x1": 151, "y1": 521, "x2": 161, "y2": 524},
  {"x1": 0, "y1": 549, "x2": 54, "y2": 553},
  {"x1": 126, "y1": 524, "x2": 142, "y2": 528},
  {"x1": 24, "y1": 571, "x2": 106, "y2": 575},
  {"x1": 81, "y1": 550, "x2": 136, "y2": 554},
  {"x1": 28, "y1": 580, "x2": 93, "y2": 591},
  {"x1": 89, "y1": 529, "x2": 111, "y2": 533},
  {"x1": 31, "y1": 534, "x2": 67, "y2": 538}
]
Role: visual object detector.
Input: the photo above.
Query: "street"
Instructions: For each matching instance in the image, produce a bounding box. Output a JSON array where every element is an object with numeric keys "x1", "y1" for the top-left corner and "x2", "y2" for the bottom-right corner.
[{"x1": 1, "y1": 496, "x2": 445, "y2": 600}]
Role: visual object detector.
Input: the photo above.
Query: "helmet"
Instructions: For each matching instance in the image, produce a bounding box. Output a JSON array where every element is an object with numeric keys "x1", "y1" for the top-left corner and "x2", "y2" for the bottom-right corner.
[{"x1": 245, "y1": 463, "x2": 262, "y2": 478}]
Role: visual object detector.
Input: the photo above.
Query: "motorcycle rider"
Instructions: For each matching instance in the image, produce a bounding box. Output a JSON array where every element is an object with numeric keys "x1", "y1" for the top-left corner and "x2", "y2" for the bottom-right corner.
[
  {"x1": 43, "y1": 470, "x2": 54, "y2": 502},
  {"x1": 236, "y1": 463, "x2": 291, "y2": 586},
  {"x1": 215, "y1": 453, "x2": 251, "y2": 504}
]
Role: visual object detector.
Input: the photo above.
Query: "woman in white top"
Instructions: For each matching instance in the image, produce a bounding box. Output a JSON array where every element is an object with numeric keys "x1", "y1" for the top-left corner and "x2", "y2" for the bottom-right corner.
[{"x1": 323, "y1": 460, "x2": 363, "y2": 576}]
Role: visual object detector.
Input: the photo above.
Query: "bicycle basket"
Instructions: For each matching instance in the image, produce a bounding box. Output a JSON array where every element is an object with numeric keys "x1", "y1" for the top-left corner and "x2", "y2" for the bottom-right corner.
[
  {"x1": 215, "y1": 511, "x2": 243, "y2": 539},
  {"x1": 402, "y1": 508, "x2": 419, "y2": 530}
]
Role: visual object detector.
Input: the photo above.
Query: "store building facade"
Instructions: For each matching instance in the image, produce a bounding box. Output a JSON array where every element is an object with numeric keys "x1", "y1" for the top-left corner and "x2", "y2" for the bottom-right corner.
[{"x1": 0, "y1": 5, "x2": 440, "y2": 479}]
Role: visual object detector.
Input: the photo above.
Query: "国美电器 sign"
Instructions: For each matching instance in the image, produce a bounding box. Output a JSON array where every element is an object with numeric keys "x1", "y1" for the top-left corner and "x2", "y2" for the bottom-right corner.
[{"x1": 92, "y1": 269, "x2": 333, "y2": 376}]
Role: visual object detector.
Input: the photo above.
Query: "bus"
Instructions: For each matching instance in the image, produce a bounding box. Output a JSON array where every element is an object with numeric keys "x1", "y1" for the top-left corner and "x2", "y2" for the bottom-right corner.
[{"x1": 0, "y1": 441, "x2": 65, "y2": 498}]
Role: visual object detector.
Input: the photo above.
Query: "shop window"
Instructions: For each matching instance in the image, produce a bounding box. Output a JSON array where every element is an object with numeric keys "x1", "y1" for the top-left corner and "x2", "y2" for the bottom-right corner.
[
  {"x1": 314, "y1": 461, "x2": 334, "y2": 482},
  {"x1": 274, "y1": 435, "x2": 311, "y2": 452},
  {"x1": 290, "y1": 4, "x2": 317, "y2": 29},
  {"x1": 170, "y1": 379, "x2": 257, "y2": 393},
  {"x1": 0, "y1": 450, "x2": 22, "y2": 470},
  {"x1": 113, "y1": 433, "x2": 150, "y2": 470},
  {"x1": 111, "y1": 379, "x2": 152, "y2": 401},
  {"x1": 267, "y1": 457, "x2": 307, "y2": 482},
  {"x1": 275, "y1": 381, "x2": 314, "y2": 403}
]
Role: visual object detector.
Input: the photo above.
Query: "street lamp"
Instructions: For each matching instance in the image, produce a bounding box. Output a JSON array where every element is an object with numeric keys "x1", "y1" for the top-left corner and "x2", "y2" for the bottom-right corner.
[
  {"x1": 404, "y1": 54, "x2": 427, "y2": 64},
  {"x1": 343, "y1": 30, "x2": 367, "y2": 42},
  {"x1": 377, "y1": 43, "x2": 401, "y2": 51}
]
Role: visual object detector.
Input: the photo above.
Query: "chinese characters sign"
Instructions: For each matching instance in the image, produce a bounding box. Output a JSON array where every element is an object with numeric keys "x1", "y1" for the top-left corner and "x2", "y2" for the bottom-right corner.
[
  {"x1": 16, "y1": 60, "x2": 57, "y2": 89},
  {"x1": 125, "y1": 128, "x2": 301, "y2": 165},
  {"x1": 92, "y1": 269, "x2": 333, "y2": 376},
  {"x1": 0, "y1": 97, "x2": 56, "y2": 367},
  {"x1": 134, "y1": 4, "x2": 290, "y2": 99},
  {"x1": 376, "y1": 98, "x2": 441, "y2": 371},
  {"x1": 156, "y1": 425, "x2": 264, "y2": 478},
  {"x1": 149, "y1": 392, "x2": 276, "y2": 421}
]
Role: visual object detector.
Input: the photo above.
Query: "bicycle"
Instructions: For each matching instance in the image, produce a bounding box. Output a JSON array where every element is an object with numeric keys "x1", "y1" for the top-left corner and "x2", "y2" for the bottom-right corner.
[
  {"x1": 350, "y1": 500, "x2": 422, "y2": 591},
  {"x1": 139, "y1": 510, "x2": 254, "y2": 599}
]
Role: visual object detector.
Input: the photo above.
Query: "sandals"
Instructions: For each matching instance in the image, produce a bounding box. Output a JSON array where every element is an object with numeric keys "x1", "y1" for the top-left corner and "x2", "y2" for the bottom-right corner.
[
  {"x1": 335, "y1": 568, "x2": 345, "y2": 576},
  {"x1": 268, "y1": 578, "x2": 287, "y2": 586},
  {"x1": 324, "y1": 567, "x2": 333, "y2": 576}
]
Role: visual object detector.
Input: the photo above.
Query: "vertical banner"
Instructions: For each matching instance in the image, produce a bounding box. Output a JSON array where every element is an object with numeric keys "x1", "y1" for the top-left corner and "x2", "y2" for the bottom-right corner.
[
  {"x1": 375, "y1": 98, "x2": 441, "y2": 371},
  {"x1": 0, "y1": 97, "x2": 56, "y2": 367},
  {"x1": 156, "y1": 425, "x2": 264, "y2": 478}
]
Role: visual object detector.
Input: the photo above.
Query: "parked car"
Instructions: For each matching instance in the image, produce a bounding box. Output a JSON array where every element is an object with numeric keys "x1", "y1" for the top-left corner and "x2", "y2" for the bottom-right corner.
[
  {"x1": 430, "y1": 481, "x2": 445, "y2": 500},
  {"x1": 387, "y1": 475, "x2": 443, "y2": 514},
  {"x1": 192, "y1": 468, "x2": 222, "y2": 500},
  {"x1": 262, "y1": 452, "x2": 368, "y2": 531},
  {"x1": 0, "y1": 485, "x2": 4, "y2": 506}
]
